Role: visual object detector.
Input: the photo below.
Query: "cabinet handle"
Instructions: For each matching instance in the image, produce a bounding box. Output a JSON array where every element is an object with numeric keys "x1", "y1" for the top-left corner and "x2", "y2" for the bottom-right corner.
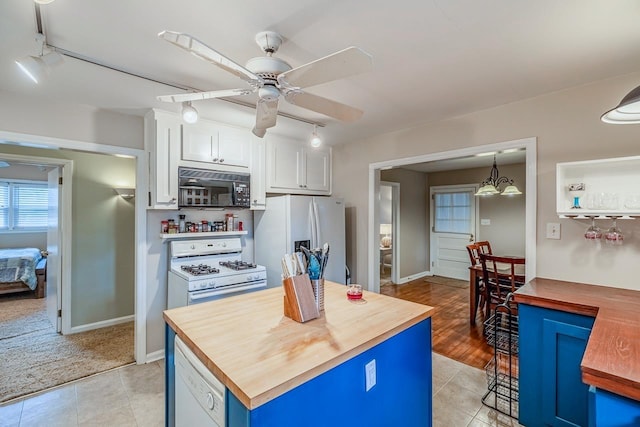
[
  {"x1": 170, "y1": 198, "x2": 176, "y2": 203},
  {"x1": 219, "y1": 158, "x2": 224, "y2": 163}
]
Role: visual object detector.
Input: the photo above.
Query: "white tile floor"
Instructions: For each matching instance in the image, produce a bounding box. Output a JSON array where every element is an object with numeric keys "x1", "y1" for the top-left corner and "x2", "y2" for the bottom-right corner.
[{"x1": 0, "y1": 354, "x2": 522, "y2": 427}]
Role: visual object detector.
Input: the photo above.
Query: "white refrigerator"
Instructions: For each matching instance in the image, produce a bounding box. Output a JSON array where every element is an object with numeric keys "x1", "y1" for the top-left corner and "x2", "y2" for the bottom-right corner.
[{"x1": 254, "y1": 195, "x2": 346, "y2": 287}]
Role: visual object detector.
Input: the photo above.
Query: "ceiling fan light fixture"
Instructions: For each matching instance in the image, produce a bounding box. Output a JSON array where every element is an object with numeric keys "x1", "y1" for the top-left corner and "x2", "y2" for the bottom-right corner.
[
  {"x1": 181, "y1": 101, "x2": 198, "y2": 124},
  {"x1": 601, "y1": 85, "x2": 640, "y2": 124},
  {"x1": 310, "y1": 124, "x2": 322, "y2": 148}
]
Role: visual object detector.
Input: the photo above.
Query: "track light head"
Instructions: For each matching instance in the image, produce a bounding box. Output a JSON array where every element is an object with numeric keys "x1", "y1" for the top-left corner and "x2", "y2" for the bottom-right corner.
[
  {"x1": 15, "y1": 51, "x2": 63, "y2": 84},
  {"x1": 310, "y1": 124, "x2": 322, "y2": 148},
  {"x1": 181, "y1": 101, "x2": 198, "y2": 123}
]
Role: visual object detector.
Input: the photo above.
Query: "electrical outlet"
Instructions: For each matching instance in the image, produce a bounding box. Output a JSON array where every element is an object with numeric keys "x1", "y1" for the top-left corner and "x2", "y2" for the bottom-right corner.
[
  {"x1": 546, "y1": 223, "x2": 561, "y2": 240},
  {"x1": 365, "y1": 359, "x2": 376, "y2": 391}
]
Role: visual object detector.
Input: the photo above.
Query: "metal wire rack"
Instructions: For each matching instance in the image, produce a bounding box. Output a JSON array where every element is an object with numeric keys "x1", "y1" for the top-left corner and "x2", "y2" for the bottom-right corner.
[{"x1": 482, "y1": 293, "x2": 519, "y2": 419}]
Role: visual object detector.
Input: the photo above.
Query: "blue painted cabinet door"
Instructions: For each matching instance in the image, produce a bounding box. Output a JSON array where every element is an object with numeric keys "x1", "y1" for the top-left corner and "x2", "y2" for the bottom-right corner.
[
  {"x1": 541, "y1": 318, "x2": 592, "y2": 426},
  {"x1": 519, "y1": 304, "x2": 594, "y2": 427}
]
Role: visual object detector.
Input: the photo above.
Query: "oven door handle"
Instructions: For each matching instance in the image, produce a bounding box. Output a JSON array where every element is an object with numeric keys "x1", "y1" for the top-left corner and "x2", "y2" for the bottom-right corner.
[{"x1": 188, "y1": 282, "x2": 266, "y2": 302}]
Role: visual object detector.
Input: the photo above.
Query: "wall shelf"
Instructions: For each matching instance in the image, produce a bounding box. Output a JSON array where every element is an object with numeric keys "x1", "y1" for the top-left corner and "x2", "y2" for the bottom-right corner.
[
  {"x1": 160, "y1": 231, "x2": 248, "y2": 240},
  {"x1": 557, "y1": 155, "x2": 640, "y2": 217}
]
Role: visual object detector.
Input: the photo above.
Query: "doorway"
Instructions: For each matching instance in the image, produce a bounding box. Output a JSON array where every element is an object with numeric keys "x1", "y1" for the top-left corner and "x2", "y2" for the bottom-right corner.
[
  {"x1": 379, "y1": 181, "x2": 399, "y2": 285},
  {"x1": 368, "y1": 137, "x2": 537, "y2": 293},
  {"x1": 0, "y1": 129, "x2": 147, "y2": 365}
]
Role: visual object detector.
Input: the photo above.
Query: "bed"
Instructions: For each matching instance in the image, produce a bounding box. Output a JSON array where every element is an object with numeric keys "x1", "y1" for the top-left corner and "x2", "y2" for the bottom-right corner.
[{"x1": 0, "y1": 248, "x2": 47, "y2": 298}]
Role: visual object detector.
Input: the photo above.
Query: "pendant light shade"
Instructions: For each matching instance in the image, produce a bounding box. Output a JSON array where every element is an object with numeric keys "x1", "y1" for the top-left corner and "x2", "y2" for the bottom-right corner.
[
  {"x1": 474, "y1": 155, "x2": 521, "y2": 196},
  {"x1": 601, "y1": 85, "x2": 640, "y2": 124}
]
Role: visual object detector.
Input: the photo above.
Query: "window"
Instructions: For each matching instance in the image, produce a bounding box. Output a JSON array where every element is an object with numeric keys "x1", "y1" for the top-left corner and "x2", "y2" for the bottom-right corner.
[
  {"x1": 0, "y1": 180, "x2": 49, "y2": 232},
  {"x1": 433, "y1": 191, "x2": 472, "y2": 233}
]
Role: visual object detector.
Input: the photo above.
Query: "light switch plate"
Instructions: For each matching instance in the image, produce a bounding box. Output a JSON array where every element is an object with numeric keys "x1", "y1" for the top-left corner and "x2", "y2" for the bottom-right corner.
[
  {"x1": 365, "y1": 359, "x2": 376, "y2": 391},
  {"x1": 481, "y1": 218, "x2": 491, "y2": 226},
  {"x1": 546, "y1": 223, "x2": 561, "y2": 239}
]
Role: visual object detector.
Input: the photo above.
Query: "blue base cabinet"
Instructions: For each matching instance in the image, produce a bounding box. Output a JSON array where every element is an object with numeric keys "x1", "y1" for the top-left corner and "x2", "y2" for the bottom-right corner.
[
  {"x1": 167, "y1": 318, "x2": 432, "y2": 427},
  {"x1": 589, "y1": 386, "x2": 640, "y2": 427},
  {"x1": 519, "y1": 304, "x2": 595, "y2": 427}
]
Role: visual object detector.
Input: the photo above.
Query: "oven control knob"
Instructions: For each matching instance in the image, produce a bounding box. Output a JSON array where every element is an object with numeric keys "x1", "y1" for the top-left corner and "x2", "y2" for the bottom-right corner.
[
  {"x1": 190, "y1": 244, "x2": 195, "y2": 250},
  {"x1": 206, "y1": 392, "x2": 215, "y2": 410},
  {"x1": 221, "y1": 242, "x2": 227, "y2": 247}
]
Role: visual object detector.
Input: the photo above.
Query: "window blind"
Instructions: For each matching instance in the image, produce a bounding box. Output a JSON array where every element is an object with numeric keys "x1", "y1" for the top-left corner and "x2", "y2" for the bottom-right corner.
[{"x1": 0, "y1": 180, "x2": 48, "y2": 231}]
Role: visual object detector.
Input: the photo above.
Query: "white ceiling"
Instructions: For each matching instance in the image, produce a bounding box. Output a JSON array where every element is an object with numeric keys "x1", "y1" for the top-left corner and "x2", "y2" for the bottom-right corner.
[{"x1": 2, "y1": 0, "x2": 640, "y2": 146}]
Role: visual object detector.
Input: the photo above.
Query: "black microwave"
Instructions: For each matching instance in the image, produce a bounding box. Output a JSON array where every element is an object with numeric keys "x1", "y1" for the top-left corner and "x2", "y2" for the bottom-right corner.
[{"x1": 178, "y1": 167, "x2": 250, "y2": 208}]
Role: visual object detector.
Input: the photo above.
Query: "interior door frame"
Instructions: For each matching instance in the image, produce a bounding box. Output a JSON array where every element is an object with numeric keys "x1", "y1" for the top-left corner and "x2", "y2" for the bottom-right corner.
[
  {"x1": 380, "y1": 181, "x2": 400, "y2": 284},
  {"x1": 0, "y1": 131, "x2": 147, "y2": 363},
  {"x1": 368, "y1": 137, "x2": 537, "y2": 293},
  {"x1": 1, "y1": 153, "x2": 72, "y2": 332},
  {"x1": 429, "y1": 184, "x2": 479, "y2": 279}
]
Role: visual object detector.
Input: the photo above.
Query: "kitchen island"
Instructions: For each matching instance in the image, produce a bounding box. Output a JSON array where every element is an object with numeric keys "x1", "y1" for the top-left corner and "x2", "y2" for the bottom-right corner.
[
  {"x1": 515, "y1": 278, "x2": 640, "y2": 427},
  {"x1": 163, "y1": 281, "x2": 434, "y2": 427}
]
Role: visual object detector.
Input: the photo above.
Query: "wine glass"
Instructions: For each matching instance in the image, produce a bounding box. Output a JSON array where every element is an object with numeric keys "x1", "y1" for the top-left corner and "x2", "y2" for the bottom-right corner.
[
  {"x1": 584, "y1": 217, "x2": 602, "y2": 241},
  {"x1": 605, "y1": 217, "x2": 624, "y2": 246}
]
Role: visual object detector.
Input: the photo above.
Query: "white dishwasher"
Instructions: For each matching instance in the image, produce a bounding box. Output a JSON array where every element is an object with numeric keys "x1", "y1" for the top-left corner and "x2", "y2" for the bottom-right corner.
[{"x1": 174, "y1": 335, "x2": 226, "y2": 427}]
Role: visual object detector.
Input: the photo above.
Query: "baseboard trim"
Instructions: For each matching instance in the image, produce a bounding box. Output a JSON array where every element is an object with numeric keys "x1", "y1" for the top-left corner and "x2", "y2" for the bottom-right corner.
[
  {"x1": 69, "y1": 314, "x2": 134, "y2": 334},
  {"x1": 146, "y1": 349, "x2": 165, "y2": 363},
  {"x1": 396, "y1": 270, "x2": 431, "y2": 285}
]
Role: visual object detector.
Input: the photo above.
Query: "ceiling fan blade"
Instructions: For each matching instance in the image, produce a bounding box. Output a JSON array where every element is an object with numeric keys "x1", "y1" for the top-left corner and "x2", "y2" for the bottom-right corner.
[
  {"x1": 285, "y1": 90, "x2": 363, "y2": 122},
  {"x1": 159, "y1": 31, "x2": 263, "y2": 85},
  {"x1": 157, "y1": 88, "x2": 254, "y2": 103},
  {"x1": 253, "y1": 98, "x2": 279, "y2": 138},
  {"x1": 278, "y1": 46, "x2": 372, "y2": 89}
]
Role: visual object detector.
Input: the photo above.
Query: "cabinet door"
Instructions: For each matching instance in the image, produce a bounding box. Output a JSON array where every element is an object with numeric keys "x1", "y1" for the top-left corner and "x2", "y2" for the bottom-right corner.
[
  {"x1": 304, "y1": 147, "x2": 331, "y2": 193},
  {"x1": 267, "y1": 138, "x2": 303, "y2": 191},
  {"x1": 146, "y1": 110, "x2": 180, "y2": 209},
  {"x1": 542, "y1": 319, "x2": 592, "y2": 427},
  {"x1": 250, "y1": 137, "x2": 266, "y2": 210},
  {"x1": 182, "y1": 122, "x2": 217, "y2": 163},
  {"x1": 218, "y1": 126, "x2": 251, "y2": 168},
  {"x1": 519, "y1": 304, "x2": 595, "y2": 427}
]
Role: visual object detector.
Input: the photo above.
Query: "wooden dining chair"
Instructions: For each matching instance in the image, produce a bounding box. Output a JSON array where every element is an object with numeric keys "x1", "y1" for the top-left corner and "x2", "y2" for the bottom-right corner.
[
  {"x1": 479, "y1": 253, "x2": 526, "y2": 319},
  {"x1": 465, "y1": 241, "x2": 492, "y2": 323}
]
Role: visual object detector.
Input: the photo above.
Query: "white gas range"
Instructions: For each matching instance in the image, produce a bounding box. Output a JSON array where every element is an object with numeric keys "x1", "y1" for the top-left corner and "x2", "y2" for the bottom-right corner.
[{"x1": 167, "y1": 237, "x2": 267, "y2": 308}]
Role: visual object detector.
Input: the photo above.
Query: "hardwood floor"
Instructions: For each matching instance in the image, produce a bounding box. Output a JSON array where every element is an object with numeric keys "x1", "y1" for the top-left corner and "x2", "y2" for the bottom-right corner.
[{"x1": 380, "y1": 276, "x2": 492, "y2": 370}]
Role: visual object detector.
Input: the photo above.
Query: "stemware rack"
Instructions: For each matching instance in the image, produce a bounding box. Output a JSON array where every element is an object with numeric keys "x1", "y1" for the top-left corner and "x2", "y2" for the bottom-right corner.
[
  {"x1": 482, "y1": 293, "x2": 519, "y2": 418},
  {"x1": 557, "y1": 155, "x2": 640, "y2": 217}
]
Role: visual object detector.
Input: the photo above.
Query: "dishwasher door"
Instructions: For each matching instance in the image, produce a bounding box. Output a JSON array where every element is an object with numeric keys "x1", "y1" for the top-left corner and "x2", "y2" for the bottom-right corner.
[{"x1": 174, "y1": 335, "x2": 226, "y2": 427}]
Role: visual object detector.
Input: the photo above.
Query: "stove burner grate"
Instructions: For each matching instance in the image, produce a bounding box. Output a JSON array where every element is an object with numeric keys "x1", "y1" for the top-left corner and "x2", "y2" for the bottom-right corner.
[
  {"x1": 181, "y1": 264, "x2": 220, "y2": 276},
  {"x1": 219, "y1": 260, "x2": 257, "y2": 271}
]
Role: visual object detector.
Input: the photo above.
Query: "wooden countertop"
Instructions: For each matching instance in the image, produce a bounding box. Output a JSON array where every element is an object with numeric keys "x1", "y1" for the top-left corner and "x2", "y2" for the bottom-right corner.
[
  {"x1": 163, "y1": 281, "x2": 434, "y2": 409},
  {"x1": 514, "y1": 277, "x2": 640, "y2": 401}
]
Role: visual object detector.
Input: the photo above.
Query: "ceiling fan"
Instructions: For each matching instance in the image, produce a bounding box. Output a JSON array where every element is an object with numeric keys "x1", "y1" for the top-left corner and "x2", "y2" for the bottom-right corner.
[{"x1": 157, "y1": 30, "x2": 373, "y2": 137}]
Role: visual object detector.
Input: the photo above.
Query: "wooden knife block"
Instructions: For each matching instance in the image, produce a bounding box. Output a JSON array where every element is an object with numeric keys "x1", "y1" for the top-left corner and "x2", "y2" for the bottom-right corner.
[{"x1": 282, "y1": 274, "x2": 319, "y2": 323}]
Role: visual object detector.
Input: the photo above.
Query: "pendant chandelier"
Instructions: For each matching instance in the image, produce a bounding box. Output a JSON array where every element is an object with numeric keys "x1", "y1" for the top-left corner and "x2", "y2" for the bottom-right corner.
[{"x1": 475, "y1": 155, "x2": 522, "y2": 196}]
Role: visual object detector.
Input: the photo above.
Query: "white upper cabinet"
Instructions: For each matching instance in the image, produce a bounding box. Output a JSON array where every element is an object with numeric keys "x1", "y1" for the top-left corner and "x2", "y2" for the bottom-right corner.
[
  {"x1": 144, "y1": 110, "x2": 180, "y2": 209},
  {"x1": 266, "y1": 136, "x2": 331, "y2": 195},
  {"x1": 556, "y1": 155, "x2": 640, "y2": 217},
  {"x1": 182, "y1": 121, "x2": 251, "y2": 168}
]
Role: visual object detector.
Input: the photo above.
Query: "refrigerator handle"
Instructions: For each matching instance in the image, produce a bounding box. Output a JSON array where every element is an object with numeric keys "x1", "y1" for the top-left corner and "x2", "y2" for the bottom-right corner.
[
  {"x1": 309, "y1": 201, "x2": 317, "y2": 249},
  {"x1": 313, "y1": 200, "x2": 321, "y2": 248}
]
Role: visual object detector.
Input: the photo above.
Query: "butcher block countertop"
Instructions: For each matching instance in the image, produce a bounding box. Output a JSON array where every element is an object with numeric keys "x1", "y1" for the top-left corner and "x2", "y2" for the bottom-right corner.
[
  {"x1": 163, "y1": 281, "x2": 434, "y2": 410},
  {"x1": 514, "y1": 277, "x2": 640, "y2": 401}
]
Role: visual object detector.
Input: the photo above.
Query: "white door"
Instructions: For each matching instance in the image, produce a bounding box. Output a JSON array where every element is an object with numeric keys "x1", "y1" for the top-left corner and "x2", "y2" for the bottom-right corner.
[
  {"x1": 430, "y1": 186, "x2": 477, "y2": 280},
  {"x1": 47, "y1": 168, "x2": 62, "y2": 332}
]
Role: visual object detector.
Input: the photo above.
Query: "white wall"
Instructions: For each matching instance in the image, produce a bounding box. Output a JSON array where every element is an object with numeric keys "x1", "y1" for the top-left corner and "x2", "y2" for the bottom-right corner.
[{"x1": 334, "y1": 71, "x2": 640, "y2": 290}]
